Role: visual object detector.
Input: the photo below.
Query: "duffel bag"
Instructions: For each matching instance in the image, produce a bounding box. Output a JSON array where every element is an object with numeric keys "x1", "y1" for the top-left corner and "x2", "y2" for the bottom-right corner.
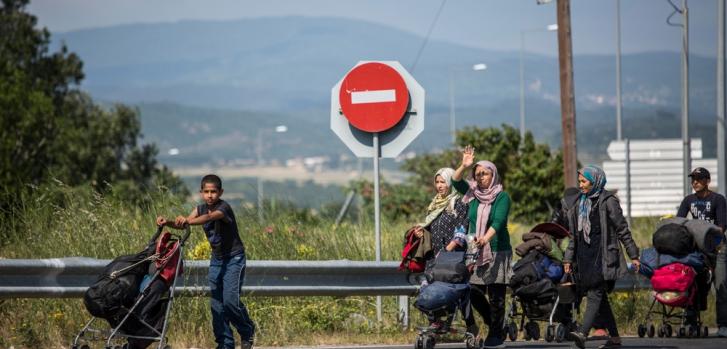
[
  {"x1": 514, "y1": 278, "x2": 557, "y2": 300},
  {"x1": 684, "y1": 219, "x2": 723, "y2": 255},
  {"x1": 653, "y1": 223, "x2": 695, "y2": 256},
  {"x1": 425, "y1": 251, "x2": 468, "y2": 284},
  {"x1": 414, "y1": 281, "x2": 470, "y2": 313}
]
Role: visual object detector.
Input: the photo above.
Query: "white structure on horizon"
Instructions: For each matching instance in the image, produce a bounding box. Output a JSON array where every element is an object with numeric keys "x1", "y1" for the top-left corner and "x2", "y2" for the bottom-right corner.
[{"x1": 602, "y1": 139, "x2": 719, "y2": 217}]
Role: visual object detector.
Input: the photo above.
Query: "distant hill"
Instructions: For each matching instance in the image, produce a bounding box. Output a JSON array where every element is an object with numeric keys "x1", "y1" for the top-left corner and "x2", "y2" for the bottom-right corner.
[{"x1": 54, "y1": 16, "x2": 721, "y2": 165}]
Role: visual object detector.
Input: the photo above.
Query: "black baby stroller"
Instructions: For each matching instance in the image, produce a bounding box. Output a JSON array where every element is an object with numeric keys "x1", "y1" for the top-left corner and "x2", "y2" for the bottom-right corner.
[
  {"x1": 636, "y1": 218, "x2": 722, "y2": 339},
  {"x1": 72, "y1": 225, "x2": 190, "y2": 349},
  {"x1": 413, "y1": 250, "x2": 478, "y2": 349},
  {"x1": 505, "y1": 222, "x2": 576, "y2": 343}
]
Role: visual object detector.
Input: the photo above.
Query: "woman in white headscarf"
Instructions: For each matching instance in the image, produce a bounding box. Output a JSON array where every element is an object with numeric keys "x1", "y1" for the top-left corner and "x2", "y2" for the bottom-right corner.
[
  {"x1": 414, "y1": 166, "x2": 474, "y2": 335},
  {"x1": 451, "y1": 145, "x2": 512, "y2": 349},
  {"x1": 414, "y1": 167, "x2": 469, "y2": 256}
]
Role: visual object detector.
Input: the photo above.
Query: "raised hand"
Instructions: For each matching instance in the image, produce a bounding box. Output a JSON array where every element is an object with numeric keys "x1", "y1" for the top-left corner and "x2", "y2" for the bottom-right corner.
[{"x1": 461, "y1": 145, "x2": 475, "y2": 168}]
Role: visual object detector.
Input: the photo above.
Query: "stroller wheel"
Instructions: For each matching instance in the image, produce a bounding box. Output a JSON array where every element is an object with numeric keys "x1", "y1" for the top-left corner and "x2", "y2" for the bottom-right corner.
[
  {"x1": 678, "y1": 326, "x2": 686, "y2": 338},
  {"x1": 422, "y1": 335, "x2": 435, "y2": 349},
  {"x1": 665, "y1": 324, "x2": 673, "y2": 338},
  {"x1": 414, "y1": 334, "x2": 424, "y2": 349},
  {"x1": 688, "y1": 325, "x2": 699, "y2": 338},
  {"x1": 637, "y1": 324, "x2": 647, "y2": 338},
  {"x1": 647, "y1": 323, "x2": 656, "y2": 338},
  {"x1": 545, "y1": 325, "x2": 555, "y2": 342},
  {"x1": 465, "y1": 333, "x2": 477, "y2": 349},
  {"x1": 702, "y1": 326, "x2": 709, "y2": 337},
  {"x1": 555, "y1": 323, "x2": 567, "y2": 343},
  {"x1": 529, "y1": 321, "x2": 541, "y2": 341},
  {"x1": 507, "y1": 321, "x2": 518, "y2": 341},
  {"x1": 657, "y1": 325, "x2": 665, "y2": 338}
]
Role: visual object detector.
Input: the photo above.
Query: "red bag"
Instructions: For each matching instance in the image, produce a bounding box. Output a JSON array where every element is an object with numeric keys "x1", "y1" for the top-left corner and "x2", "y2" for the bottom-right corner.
[
  {"x1": 651, "y1": 263, "x2": 696, "y2": 293},
  {"x1": 399, "y1": 228, "x2": 425, "y2": 273},
  {"x1": 156, "y1": 231, "x2": 183, "y2": 284},
  {"x1": 651, "y1": 263, "x2": 697, "y2": 307}
]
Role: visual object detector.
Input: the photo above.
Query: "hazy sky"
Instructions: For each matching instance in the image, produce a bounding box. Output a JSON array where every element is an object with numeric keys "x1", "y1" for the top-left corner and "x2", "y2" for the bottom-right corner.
[{"x1": 29, "y1": 0, "x2": 720, "y2": 57}]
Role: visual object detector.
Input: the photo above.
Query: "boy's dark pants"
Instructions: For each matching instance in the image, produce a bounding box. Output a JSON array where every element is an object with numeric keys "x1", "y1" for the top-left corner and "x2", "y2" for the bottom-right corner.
[{"x1": 208, "y1": 252, "x2": 255, "y2": 349}]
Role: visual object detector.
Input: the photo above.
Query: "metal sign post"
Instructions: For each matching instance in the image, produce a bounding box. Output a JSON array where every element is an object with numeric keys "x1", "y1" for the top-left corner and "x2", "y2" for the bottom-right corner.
[
  {"x1": 331, "y1": 61, "x2": 425, "y2": 324},
  {"x1": 373, "y1": 132, "x2": 382, "y2": 321}
]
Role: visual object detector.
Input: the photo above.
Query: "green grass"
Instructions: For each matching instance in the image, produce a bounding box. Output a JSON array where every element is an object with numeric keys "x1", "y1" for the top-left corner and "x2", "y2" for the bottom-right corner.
[{"x1": 0, "y1": 183, "x2": 720, "y2": 348}]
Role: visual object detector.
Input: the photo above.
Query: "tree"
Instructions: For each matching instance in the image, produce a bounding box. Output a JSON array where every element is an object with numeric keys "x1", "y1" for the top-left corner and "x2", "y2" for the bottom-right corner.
[
  {"x1": 0, "y1": 0, "x2": 188, "y2": 209},
  {"x1": 401, "y1": 124, "x2": 565, "y2": 223}
]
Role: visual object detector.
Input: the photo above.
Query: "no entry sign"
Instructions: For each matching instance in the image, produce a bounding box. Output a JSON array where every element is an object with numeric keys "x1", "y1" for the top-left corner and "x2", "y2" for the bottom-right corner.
[
  {"x1": 338, "y1": 62, "x2": 410, "y2": 132},
  {"x1": 331, "y1": 61, "x2": 425, "y2": 158}
]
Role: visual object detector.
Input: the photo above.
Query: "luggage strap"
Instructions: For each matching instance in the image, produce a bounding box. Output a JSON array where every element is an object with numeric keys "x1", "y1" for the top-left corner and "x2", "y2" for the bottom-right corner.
[{"x1": 110, "y1": 254, "x2": 159, "y2": 279}]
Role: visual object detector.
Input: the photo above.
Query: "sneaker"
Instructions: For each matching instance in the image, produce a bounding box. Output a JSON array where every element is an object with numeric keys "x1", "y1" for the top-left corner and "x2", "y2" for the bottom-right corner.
[
  {"x1": 569, "y1": 331, "x2": 587, "y2": 349},
  {"x1": 428, "y1": 321, "x2": 447, "y2": 333},
  {"x1": 718, "y1": 326, "x2": 727, "y2": 338},
  {"x1": 482, "y1": 336, "x2": 505, "y2": 349},
  {"x1": 240, "y1": 340, "x2": 254, "y2": 349}
]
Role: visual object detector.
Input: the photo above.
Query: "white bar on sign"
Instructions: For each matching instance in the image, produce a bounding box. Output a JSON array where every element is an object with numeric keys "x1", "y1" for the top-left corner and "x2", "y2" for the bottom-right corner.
[{"x1": 351, "y1": 89, "x2": 396, "y2": 104}]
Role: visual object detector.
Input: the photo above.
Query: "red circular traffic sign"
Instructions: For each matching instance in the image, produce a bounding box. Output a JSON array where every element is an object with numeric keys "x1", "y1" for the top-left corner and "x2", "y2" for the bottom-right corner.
[{"x1": 339, "y1": 62, "x2": 410, "y2": 133}]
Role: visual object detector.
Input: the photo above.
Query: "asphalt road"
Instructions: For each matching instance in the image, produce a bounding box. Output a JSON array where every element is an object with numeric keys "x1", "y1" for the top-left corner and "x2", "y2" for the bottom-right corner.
[{"x1": 256, "y1": 336, "x2": 727, "y2": 349}]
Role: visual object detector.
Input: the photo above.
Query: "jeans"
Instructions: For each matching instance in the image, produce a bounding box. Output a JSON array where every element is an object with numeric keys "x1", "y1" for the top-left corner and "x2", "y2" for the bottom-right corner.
[
  {"x1": 716, "y1": 245, "x2": 727, "y2": 327},
  {"x1": 579, "y1": 283, "x2": 619, "y2": 338},
  {"x1": 470, "y1": 284, "x2": 507, "y2": 339},
  {"x1": 208, "y1": 252, "x2": 255, "y2": 349}
]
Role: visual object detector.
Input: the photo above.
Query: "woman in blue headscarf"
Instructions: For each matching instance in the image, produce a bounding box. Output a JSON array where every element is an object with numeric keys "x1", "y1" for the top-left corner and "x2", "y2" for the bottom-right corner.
[{"x1": 563, "y1": 165, "x2": 641, "y2": 349}]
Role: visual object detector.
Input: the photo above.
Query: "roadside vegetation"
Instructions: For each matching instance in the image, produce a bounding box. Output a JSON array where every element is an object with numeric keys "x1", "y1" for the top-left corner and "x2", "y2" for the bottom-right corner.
[{"x1": 0, "y1": 1, "x2": 720, "y2": 348}]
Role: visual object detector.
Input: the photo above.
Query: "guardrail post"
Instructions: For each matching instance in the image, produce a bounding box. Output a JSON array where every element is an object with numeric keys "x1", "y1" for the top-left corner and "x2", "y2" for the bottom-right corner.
[{"x1": 398, "y1": 295, "x2": 409, "y2": 328}]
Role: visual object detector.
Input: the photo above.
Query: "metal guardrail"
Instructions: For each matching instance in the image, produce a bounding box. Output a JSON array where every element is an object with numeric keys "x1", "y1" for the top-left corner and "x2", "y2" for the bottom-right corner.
[
  {"x1": 0, "y1": 258, "x2": 419, "y2": 298},
  {"x1": 0, "y1": 258, "x2": 651, "y2": 299}
]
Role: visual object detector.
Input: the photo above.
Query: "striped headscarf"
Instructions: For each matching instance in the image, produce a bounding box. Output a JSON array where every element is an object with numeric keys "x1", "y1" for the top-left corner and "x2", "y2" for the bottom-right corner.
[{"x1": 577, "y1": 165, "x2": 607, "y2": 243}]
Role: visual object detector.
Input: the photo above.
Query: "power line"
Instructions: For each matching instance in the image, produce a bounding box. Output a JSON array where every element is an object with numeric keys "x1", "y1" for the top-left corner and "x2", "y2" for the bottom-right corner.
[{"x1": 409, "y1": 0, "x2": 447, "y2": 74}]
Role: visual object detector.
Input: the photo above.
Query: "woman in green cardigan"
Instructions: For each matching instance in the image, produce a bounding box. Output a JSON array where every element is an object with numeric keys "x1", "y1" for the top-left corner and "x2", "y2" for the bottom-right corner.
[{"x1": 452, "y1": 145, "x2": 512, "y2": 349}]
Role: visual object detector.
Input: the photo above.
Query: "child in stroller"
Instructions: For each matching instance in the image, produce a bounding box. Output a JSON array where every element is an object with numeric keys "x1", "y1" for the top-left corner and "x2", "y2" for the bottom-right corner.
[
  {"x1": 412, "y1": 225, "x2": 479, "y2": 349},
  {"x1": 505, "y1": 222, "x2": 575, "y2": 343},
  {"x1": 73, "y1": 225, "x2": 190, "y2": 349}
]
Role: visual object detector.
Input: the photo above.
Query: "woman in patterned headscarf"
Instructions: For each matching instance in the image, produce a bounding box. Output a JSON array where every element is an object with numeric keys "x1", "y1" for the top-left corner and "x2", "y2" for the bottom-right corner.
[
  {"x1": 414, "y1": 167, "x2": 469, "y2": 255},
  {"x1": 451, "y1": 145, "x2": 512, "y2": 349},
  {"x1": 413, "y1": 167, "x2": 474, "y2": 334},
  {"x1": 563, "y1": 165, "x2": 641, "y2": 349}
]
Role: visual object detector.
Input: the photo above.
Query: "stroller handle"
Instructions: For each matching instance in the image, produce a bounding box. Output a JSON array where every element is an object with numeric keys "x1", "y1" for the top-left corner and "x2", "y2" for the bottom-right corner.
[
  {"x1": 179, "y1": 225, "x2": 192, "y2": 245},
  {"x1": 148, "y1": 225, "x2": 165, "y2": 246}
]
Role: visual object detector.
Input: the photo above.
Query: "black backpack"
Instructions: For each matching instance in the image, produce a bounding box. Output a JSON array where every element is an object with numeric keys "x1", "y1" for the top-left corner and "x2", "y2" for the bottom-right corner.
[
  {"x1": 83, "y1": 249, "x2": 153, "y2": 320},
  {"x1": 653, "y1": 223, "x2": 695, "y2": 256},
  {"x1": 509, "y1": 250, "x2": 546, "y2": 291},
  {"x1": 425, "y1": 251, "x2": 469, "y2": 284}
]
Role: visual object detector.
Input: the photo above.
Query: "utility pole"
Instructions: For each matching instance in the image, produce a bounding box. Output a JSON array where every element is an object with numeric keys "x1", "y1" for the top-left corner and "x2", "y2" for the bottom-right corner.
[
  {"x1": 557, "y1": 0, "x2": 578, "y2": 188},
  {"x1": 616, "y1": 0, "x2": 623, "y2": 141},
  {"x1": 718, "y1": 0, "x2": 726, "y2": 196},
  {"x1": 681, "y1": 0, "x2": 691, "y2": 197}
]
